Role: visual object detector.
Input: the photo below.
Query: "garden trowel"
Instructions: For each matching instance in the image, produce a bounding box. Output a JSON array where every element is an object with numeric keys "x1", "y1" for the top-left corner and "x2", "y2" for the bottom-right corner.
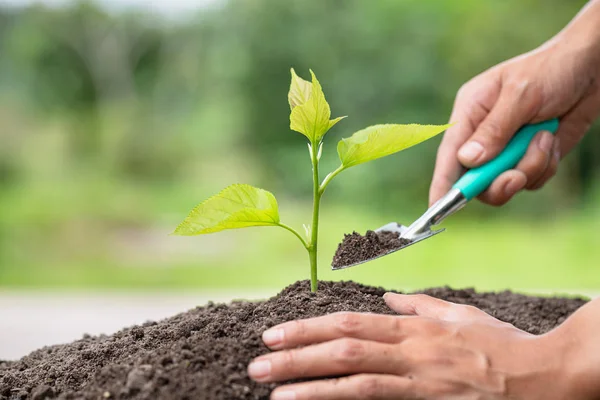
[{"x1": 332, "y1": 118, "x2": 559, "y2": 270}]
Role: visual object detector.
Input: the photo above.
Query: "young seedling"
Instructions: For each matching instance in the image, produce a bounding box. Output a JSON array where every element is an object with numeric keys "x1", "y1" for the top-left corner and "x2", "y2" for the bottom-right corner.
[{"x1": 173, "y1": 69, "x2": 449, "y2": 292}]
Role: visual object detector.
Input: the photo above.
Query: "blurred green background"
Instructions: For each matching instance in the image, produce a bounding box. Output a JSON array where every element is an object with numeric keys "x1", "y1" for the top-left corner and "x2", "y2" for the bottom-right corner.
[{"x1": 1, "y1": 0, "x2": 599, "y2": 292}]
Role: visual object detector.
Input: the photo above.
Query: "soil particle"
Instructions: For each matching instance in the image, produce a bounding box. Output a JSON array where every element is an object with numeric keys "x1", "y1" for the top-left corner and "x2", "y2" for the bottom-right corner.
[
  {"x1": 125, "y1": 365, "x2": 153, "y2": 394},
  {"x1": 332, "y1": 230, "x2": 411, "y2": 268},
  {"x1": 0, "y1": 280, "x2": 587, "y2": 400},
  {"x1": 31, "y1": 384, "x2": 54, "y2": 400}
]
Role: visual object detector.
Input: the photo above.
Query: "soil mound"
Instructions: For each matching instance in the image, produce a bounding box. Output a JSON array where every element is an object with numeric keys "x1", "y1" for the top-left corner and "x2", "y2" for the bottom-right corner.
[{"x1": 0, "y1": 281, "x2": 586, "y2": 399}]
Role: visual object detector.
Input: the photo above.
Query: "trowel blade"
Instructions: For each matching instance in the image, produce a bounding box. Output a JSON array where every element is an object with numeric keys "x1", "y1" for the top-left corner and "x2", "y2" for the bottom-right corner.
[{"x1": 331, "y1": 222, "x2": 444, "y2": 270}]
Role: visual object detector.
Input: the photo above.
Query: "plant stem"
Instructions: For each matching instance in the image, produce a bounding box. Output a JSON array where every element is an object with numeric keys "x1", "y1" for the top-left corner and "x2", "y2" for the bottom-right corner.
[
  {"x1": 319, "y1": 164, "x2": 344, "y2": 194},
  {"x1": 277, "y1": 223, "x2": 309, "y2": 249},
  {"x1": 308, "y1": 142, "x2": 321, "y2": 292}
]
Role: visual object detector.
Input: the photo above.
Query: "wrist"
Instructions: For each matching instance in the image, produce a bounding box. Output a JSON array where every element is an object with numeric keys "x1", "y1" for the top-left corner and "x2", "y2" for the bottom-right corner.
[
  {"x1": 541, "y1": 311, "x2": 600, "y2": 400},
  {"x1": 552, "y1": 1, "x2": 600, "y2": 66},
  {"x1": 544, "y1": 30, "x2": 600, "y2": 86},
  {"x1": 506, "y1": 334, "x2": 574, "y2": 400}
]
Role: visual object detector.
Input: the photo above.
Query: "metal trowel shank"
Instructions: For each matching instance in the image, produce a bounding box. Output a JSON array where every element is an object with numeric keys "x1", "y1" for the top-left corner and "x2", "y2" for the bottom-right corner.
[
  {"x1": 330, "y1": 222, "x2": 444, "y2": 270},
  {"x1": 332, "y1": 188, "x2": 466, "y2": 270}
]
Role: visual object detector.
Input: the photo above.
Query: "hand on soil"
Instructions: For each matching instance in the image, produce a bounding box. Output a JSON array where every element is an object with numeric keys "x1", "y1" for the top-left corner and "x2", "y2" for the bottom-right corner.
[
  {"x1": 430, "y1": 28, "x2": 600, "y2": 207},
  {"x1": 249, "y1": 293, "x2": 583, "y2": 400}
]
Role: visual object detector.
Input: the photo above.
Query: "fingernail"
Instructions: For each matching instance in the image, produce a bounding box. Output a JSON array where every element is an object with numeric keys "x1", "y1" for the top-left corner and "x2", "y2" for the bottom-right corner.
[
  {"x1": 537, "y1": 131, "x2": 553, "y2": 154},
  {"x1": 383, "y1": 292, "x2": 396, "y2": 302},
  {"x1": 262, "y1": 328, "x2": 284, "y2": 348},
  {"x1": 248, "y1": 359, "x2": 271, "y2": 380},
  {"x1": 458, "y1": 141, "x2": 484, "y2": 163},
  {"x1": 272, "y1": 390, "x2": 297, "y2": 400},
  {"x1": 504, "y1": 178, "x2": 525, "y2": 197}
]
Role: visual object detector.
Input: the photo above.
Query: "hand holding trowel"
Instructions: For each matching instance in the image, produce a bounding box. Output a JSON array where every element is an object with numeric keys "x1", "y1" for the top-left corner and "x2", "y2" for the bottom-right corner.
[{"x1": 332, "y1": 118, "x2": 559, "y2": 270}]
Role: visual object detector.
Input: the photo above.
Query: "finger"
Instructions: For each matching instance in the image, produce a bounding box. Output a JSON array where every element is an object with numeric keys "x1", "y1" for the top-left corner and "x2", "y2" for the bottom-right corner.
[
  {"x1": 528, "y1": 138, "x2": 560, "y2": 191},
  {"x1": 429, "y1": 116, "x2": 472, "y2": 206},
  {"x1": 555, "y1": 84, "x2": 600, "y2": 156},
  {"x1": 384, "y1": 293, "x2": 488, "y2": 322},
  {"x1": 429, "y1": 80, "x2": 498, "y2": 205},
  {"x1": 270, "y1": 374, "x2": 418, "y2": 400},
  {"x1": 458, "y1": 82, "x2": 541, "y2": 168},
  {"x1": 477, "y1": 169, "x2": 527, "y2": 206},
  {"x1": 262, "y1": 312, "x2": 415, "y2": 350},
  {"x1": 526, "y1": 84, "x2": 600, "y2": 191},
  {"x1": 248, "y1": 338, "x2": 404, "y2": 382},
  {"x1": 515, "y1": 130, "x2": 554, "y2": 190},
  {"x1": 459, "y1": 125, "x2": 552, "y2": 206}
]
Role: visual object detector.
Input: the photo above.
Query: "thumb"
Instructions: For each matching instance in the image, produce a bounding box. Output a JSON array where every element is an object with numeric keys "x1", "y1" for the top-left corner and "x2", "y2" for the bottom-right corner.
[{"x1": 383, "y1": 293, "x2": 486, "y2": 322}]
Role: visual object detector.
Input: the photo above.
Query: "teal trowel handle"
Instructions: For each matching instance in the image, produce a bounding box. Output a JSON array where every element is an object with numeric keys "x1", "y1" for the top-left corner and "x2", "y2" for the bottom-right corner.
[{"x1": 452, "y1": 119, "x2": 559, "y2": 200}]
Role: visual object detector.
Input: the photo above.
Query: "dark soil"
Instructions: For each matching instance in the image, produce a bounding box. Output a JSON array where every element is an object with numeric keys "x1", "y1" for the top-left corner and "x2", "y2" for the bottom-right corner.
[
  {"x1": 332, "y1": 230, "x2": 411, "y2": 268},
  {"x1": 0, "y1": 280, "x2": 587, "y2": 400}
]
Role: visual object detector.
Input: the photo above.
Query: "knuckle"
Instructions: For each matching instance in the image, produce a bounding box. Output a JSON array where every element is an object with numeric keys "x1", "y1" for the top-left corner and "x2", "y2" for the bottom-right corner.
[
  {"x1": 401, "y1": 338, "x2": 431, "y2": 364},
  {"x1": 402, "y1": 294, "x2": 427, "y2": 315},
  {"x1": 504, "y1": 77, "x2": 531, "y2": 94},
  {"x1": 504, "y1": 78, "x2": 543, "y2": 108},
  {"x1": 281, "y1": 349, "x2": 298, "y2": 370},
  {"x1": 289, "y1": 319, "x2": 306, "y2": 339},
  {"x1": 526, "y1": 157, "x2": 549, "y2": 179},
  {"x1": 409, "y1": 318, "x2": 443, "y2": 338},
  {"x1": 439, "y1": 303, "x2": 464, "y2": 322},
  {"x1": 333, "y1": 338, "x2": 366, "y2": 364},
  {"x1": 456, "y1": 83, "x2": 472, "y2": 100},
  {"x1": 334, "y1": 312, "x2": 363, "y2": 335},
  {"x1": 505, "y1": 77, "x2": 539, "y2": 97},
  {"x1": 460, "y1": 304, "x2": 484, "y2": 317},
  {"x1": 413, "y1": 294, "x2": 431, "y2": 303},
  {"x1": 357, "y1": 376, "x2": 383, "y2": 399},
  {"x1": 479, "y1": 192, "x2": 508, "y2": 207},
  {"x1": 527, "y1": 141, "x2": 550, "y2": 163},
  {"x1": 488, "y1": 197, "x2": 509, "y2": 207},
  {"x1": 391, "y1": 316, "x2": 405, "y2": 333},
  {"x1": 411, "y1": 317, "x2": 432, "y2": 332},
  {"x1": 328, "y1": 376, "x2": 350, "y2": 389},
  {"x1": 478, "y1": 119, "x2": 505, "y2": 145},
  {"x1": 457, "y1": 77, "x2": 481, "y2": 96},
  {"x1": 528, "y1": 177, "x2": 550, "y2": 191},
  {"x1": 460, "y1": 304, "x2": 478, "y2": 314},
  {"x1": 527, "y1": 166, "x2": 557, "y2": 192}
]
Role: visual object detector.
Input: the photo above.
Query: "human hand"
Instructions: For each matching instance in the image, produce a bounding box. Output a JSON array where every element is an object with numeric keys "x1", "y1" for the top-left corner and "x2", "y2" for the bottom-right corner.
[
  {"x1": 248, "y1": 294, "x2": 575, "y2": 400},
  {"x1": 430, "y1": 34, "x2": 600, "y2": 206}
]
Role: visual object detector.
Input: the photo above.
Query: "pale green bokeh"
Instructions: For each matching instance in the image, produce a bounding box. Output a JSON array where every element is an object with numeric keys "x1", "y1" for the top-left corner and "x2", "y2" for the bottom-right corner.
[{"x1": 3, "y1": 199, "x2": 599, "y2": 292}]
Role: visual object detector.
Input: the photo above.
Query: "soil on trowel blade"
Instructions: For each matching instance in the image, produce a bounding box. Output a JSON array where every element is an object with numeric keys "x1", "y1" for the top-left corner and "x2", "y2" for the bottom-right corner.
[
  {"x1": 332, "y1": 230, "x2": 411, "y2": 268},
  {"x1": 0, "y1": 280, "x2": 587, "y2": 400}
]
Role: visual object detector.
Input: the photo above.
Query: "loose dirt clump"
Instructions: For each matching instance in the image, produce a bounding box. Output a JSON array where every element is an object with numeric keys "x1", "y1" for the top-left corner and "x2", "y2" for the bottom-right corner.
[
  {"x1": 332, "y1": 230, "x2": 410, "y2": 268},
  {"x1": 0, "y1": 280, "x2": 587, "y2": 400}
]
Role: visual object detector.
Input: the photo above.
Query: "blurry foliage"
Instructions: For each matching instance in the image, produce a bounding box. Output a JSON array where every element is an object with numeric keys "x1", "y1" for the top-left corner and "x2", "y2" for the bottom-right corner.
[
  {"x1": 1, "y1": 0, "x2": 594, "y2": 210},
  {"x1": 0, "y1": 0, "x2": 598, "y2": 287}
]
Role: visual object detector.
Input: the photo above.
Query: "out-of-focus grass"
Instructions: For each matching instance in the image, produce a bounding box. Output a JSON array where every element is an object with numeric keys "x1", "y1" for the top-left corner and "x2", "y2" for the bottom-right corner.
[{"x1": 2, "y1": 192, "x2": 599, "y2": 292}]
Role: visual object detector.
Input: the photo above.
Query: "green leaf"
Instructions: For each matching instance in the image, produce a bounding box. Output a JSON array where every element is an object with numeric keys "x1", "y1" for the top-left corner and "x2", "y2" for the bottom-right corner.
[
  {"x1": 337, "y1": 124, "x2": 451, "y2": 168},
  {"x1": 328, "y1": 116, "x2": 346, "y2": 131},
  {"x1": 288, "y1": 68, "x2": 312, "y2": 109},
  {"x1": 173, "y1": 184, "x2": 280, "y2": 235},
  {"x1": 289, "y1": 69, "x2": 345, "y2": 143}
]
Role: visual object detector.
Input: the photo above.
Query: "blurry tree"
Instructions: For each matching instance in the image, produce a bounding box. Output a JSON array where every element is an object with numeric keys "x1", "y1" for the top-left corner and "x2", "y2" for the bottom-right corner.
[
  {"x1": 3, "y1": 3, "x2": 168, "y2": 169},
  {"x1": 0, "y1": 0, "x2": 597, "y2": 215}
]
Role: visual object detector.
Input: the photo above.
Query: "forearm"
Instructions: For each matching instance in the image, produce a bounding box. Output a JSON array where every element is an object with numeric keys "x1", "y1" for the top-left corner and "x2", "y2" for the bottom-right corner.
[
  {"x1": 555, "y1": 0, "x2": 600, "y2": 56},
  {"x1": 543, "y1": 297, "x2": 600, "y2": 399}
]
